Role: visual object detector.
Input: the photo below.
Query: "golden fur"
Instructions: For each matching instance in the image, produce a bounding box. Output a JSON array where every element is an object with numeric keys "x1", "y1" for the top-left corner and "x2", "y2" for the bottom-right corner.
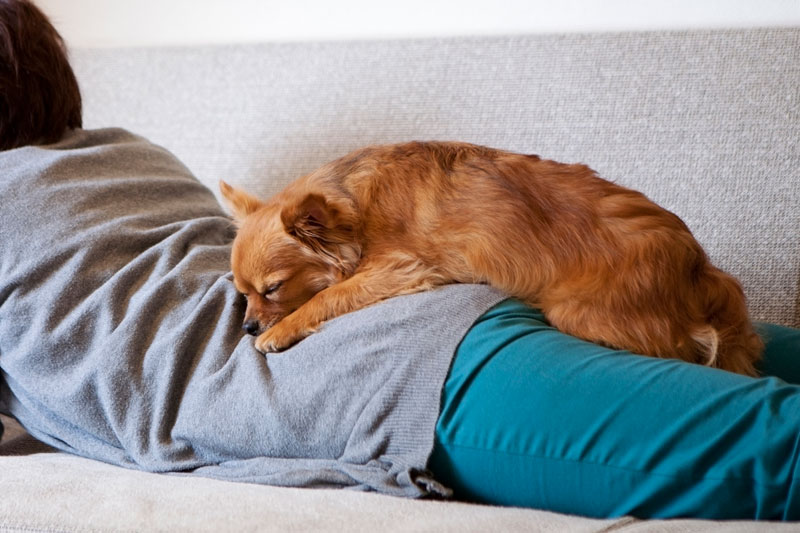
[{"x1": 221, "y1": 141, "x2": 763, "y2": 375}]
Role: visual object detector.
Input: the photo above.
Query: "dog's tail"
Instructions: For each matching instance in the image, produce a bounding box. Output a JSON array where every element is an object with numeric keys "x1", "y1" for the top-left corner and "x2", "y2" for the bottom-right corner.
[{"x1": 691, "y1": 267, "x2": 763, "y2": 376}]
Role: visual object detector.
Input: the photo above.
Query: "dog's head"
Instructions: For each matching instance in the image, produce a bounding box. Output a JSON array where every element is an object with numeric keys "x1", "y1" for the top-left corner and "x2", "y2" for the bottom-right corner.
[{"x1": 219, "y1": 181, "x2": 361, "y2": 336}]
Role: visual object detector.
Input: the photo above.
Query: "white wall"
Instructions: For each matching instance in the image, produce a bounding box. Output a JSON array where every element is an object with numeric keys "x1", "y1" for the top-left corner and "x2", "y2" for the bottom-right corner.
[{"x1": 38, "y1": 0, "x2": 800, "y2": 48}]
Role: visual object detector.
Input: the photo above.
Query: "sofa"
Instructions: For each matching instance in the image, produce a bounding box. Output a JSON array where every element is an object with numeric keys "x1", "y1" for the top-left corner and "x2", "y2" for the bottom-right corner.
[{"x1": 1, "y1": 28, "x2": 799, "y2": 532}]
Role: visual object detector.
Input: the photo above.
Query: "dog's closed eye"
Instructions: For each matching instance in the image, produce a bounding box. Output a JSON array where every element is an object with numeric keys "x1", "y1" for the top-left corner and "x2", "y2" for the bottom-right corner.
[{"x1": 262, "y1": 281, "x2": 283, "y2": 297}]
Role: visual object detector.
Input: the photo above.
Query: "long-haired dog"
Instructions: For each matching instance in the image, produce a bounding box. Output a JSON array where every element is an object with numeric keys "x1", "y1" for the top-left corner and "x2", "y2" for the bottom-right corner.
[{"x1": 220, "y1": 142, "x2": 762, "y2": 375}]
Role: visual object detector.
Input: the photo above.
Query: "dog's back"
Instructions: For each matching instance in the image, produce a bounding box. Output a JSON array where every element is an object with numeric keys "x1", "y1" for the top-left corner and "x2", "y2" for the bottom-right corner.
[{"x1": 320, "y1": 142, "x2": 762, "y2": 374}]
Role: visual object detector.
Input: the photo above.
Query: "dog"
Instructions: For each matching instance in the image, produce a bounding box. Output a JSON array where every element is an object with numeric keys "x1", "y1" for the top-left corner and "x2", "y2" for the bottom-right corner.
[{"x1": 220, "y1": 141, "x2": 763, "y2": 375}]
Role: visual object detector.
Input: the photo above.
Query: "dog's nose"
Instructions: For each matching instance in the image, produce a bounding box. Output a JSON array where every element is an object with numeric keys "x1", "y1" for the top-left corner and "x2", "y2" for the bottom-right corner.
[{"x1": 243, "y1": 320, "x2": 260, "y2": 336}]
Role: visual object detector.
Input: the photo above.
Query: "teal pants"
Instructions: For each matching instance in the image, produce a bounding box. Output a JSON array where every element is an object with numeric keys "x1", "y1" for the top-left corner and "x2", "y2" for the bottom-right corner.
[{"x1": 429, "y1": 299, "x2": 800, "y2": 520}]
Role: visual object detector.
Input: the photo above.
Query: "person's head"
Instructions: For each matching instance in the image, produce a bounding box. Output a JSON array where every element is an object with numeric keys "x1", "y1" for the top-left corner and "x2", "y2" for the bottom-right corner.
[{"x1": 0, "y1": 0, "x2": 81, "y2": 150}]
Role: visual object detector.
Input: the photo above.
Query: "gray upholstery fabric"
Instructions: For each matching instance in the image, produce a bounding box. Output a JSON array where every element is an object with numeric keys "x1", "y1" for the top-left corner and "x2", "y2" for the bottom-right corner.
[
  {"x1": 71, "y1": 29, "x2": 800, "y2": 326},
  {"x1": 3, "y1": 434, "x2": 800, "y2": 533}
]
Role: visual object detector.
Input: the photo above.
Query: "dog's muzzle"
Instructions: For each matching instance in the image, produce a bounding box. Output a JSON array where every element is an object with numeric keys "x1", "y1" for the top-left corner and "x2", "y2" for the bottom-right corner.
[{"x1": 242, "y1": 320, "x2": 261, "y2": 336}]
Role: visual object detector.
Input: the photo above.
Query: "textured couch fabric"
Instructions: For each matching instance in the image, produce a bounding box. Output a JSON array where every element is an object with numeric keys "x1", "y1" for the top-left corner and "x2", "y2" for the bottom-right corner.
[
  {"x1": 71, "y1": 29, "x2": 800, "y2": 327},
  {"x1": 1, "y1": 28, "x2": 799, "y2": 531}
]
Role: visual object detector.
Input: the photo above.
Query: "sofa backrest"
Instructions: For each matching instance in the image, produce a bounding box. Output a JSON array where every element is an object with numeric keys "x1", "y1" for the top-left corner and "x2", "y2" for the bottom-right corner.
[{"x1": 70, "y1": 29, "x2": 799, "y2": 326}]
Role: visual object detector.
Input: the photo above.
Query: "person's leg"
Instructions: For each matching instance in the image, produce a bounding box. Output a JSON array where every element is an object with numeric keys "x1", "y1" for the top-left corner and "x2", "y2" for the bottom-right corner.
[
  {"x1": 429, "y1": 299, "x2": 800, "y2": 519},
  {"x1": 755, "y1": 322, "x2": 800, "y2": 384}
]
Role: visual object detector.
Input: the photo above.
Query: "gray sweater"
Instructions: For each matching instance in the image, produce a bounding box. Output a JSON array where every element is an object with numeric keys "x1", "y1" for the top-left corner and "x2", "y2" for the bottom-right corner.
[{"x1": 0, "y1": 128, "x2": 505, "y2": 496}]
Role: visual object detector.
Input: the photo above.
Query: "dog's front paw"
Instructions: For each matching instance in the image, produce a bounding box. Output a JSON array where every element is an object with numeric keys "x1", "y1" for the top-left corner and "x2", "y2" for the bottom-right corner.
[{"x1": 254, "y1": 319, "x2": 316, "y2": 353}]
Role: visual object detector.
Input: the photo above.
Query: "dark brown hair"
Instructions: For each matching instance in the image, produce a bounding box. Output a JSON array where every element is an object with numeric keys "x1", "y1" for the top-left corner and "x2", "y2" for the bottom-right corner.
[{"x1": 0, "y1": 0, "x2": 82, "y2": 150}]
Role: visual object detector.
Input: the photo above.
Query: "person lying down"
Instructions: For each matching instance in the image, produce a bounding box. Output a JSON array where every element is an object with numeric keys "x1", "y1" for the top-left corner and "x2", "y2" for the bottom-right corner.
[{"x1": 1, "y1": 0, "x2": 799, "y2": 521}]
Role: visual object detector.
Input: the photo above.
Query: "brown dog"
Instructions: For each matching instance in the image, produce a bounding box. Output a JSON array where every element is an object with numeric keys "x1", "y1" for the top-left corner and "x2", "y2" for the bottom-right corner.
[{"x1": 220, "y1": 141, "x2": 762, "y2": 375}]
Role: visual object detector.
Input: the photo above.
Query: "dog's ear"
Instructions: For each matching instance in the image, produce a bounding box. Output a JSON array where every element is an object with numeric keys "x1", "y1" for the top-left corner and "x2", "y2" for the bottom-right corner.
[
  {"x1": 281, "y1": 193, "x2": 355, "y2": 247},
  {"x1": 219, "y1": 181, "x2": 263, "y2": 224},
  {"x1": 282, "y1": 193, "x2": 361, "y2": 276},
  {"x1": 281, "y1": 193, "x2": 334, "y2": 243}
]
